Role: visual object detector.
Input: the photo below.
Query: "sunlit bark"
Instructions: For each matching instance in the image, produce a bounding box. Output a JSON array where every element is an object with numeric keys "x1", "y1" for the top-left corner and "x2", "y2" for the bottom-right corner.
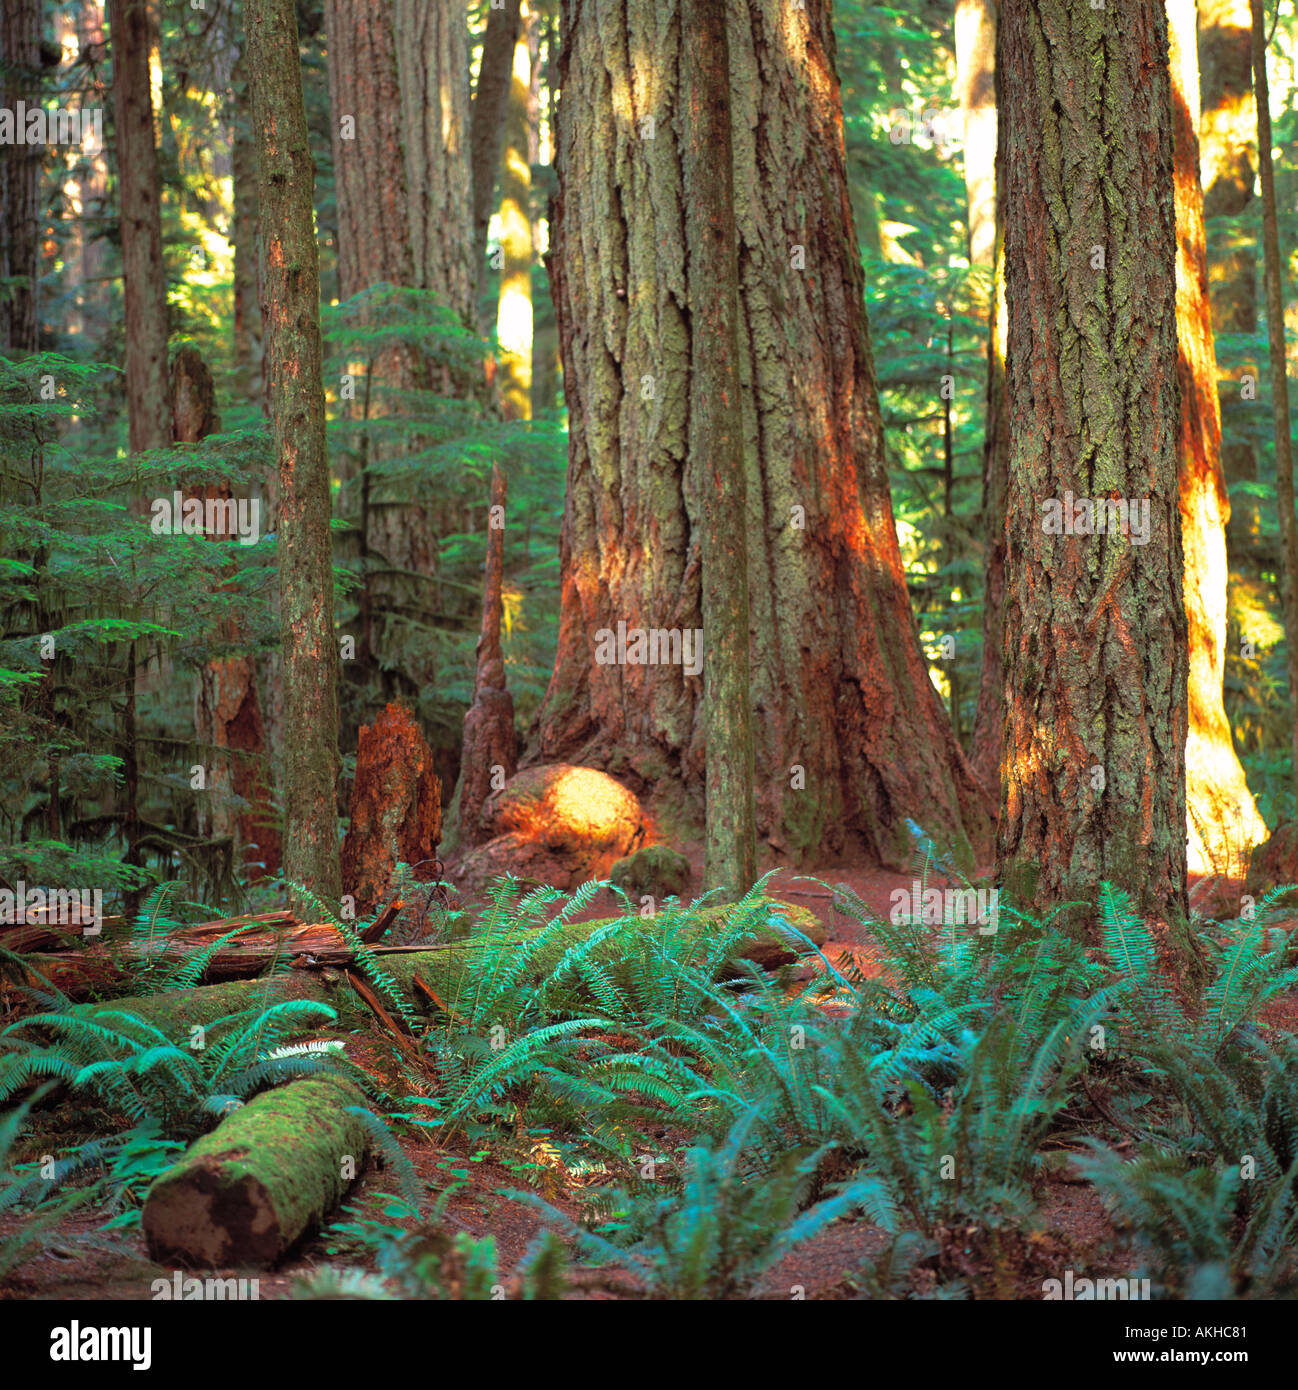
[
  {"x1": 1168, "y1": 0, "x2": 1266, "y2": 877},
  {"x1": 537, "y1": 0, "x2": 992, "y2": 868},
  {"x1": 997, "y1": 0, "x2": 1187, "y2": 923}
]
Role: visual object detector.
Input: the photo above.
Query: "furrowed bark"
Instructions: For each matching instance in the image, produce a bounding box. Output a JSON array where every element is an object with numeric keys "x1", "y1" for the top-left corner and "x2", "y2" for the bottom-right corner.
[
  {"x1": 996, "y1": 0, "x2": 1188, "y2": 923},
  {"x1": 247, "y1": 0, "x2": 342, "y2": 907}
]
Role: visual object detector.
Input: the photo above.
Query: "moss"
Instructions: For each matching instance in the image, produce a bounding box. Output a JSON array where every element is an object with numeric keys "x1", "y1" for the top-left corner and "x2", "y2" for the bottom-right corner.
[{"x1": 143, "y1": 1076, "x2": 370, "y2": 1267}]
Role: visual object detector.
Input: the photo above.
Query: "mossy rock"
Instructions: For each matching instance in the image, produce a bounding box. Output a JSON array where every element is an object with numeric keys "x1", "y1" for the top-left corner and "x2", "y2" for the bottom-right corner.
[{"x1": 609, "y1": 845, "x2": 692, "y2": 901}]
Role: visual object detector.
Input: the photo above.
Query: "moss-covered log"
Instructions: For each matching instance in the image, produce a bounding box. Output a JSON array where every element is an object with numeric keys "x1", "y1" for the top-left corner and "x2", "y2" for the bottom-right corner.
[
  {"x1": 142, "y1": 1077, "x2": 370, "y2": 1267},
  {"x1": 63, "y1": 971, "x2": 345, "y2": 1036}
]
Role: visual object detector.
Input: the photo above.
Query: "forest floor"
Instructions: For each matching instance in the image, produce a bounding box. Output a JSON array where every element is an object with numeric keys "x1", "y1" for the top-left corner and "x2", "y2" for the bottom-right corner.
[{"x1": 3, "y1": 861, "x2": 1292, "y2": 1302}]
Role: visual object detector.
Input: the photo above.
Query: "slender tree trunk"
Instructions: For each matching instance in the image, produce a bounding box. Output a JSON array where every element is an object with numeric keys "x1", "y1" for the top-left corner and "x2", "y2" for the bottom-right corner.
[
  {"x1": 996, "y1": 0, "x2": 1187, "y2": 923},
  {"x1": 496, "y1": 1, "x2": 534, "y2": 420},
  {"x1": 454, "y1": 464, "x2": 518, "y2": 846},
  {"x1": 471, "y1": 0, "x2": 522, "y2": 322},
  {"x1": 0, "y1": 0, "x2": 43, "y2": 355},
  {"x1": 953, "y1": 0, "x2": 997, "y2": 271},
  {"x1": 231, "y1": 40, "x2": 264, "y2": 409},
  {"x1": 108, "y1": 0, "x2": 170, "y2": 453},
  {"x1": 1199, "y1": 0, "x2": 1260, "y2": 559},
  {"x1": 1250, "y1": 0, "x2": 1298, "y2": 784},
  {"x1": 684, "y1": 0, "x2": 756, "y2": 896},
  {"x1": 961, "y1": 0, "x2": 1010, "y2": 797},
  {"x1": 538, "y1": 0, "x2": 992, "y2": 869},
  {"x1": 1168, "y1": 0, "x2": 1267, "y2": 877},
  {"x1": 247, "y1": 0, "x2": 341, "y2": 906}
]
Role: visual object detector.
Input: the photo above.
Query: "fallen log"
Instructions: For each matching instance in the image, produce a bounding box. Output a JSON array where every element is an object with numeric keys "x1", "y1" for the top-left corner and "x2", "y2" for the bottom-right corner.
[
  {"x1": 18, "y1": 897, "x2": 825, "y2": 1010},
  {"x1": 142, "y1": 1076, "x2": 371, "y2": 1267}
]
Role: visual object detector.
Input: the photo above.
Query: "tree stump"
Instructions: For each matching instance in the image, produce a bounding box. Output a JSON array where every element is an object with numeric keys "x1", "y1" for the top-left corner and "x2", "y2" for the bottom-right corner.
[{"x1": 341, "y1": 703, "x2": 442, "y2": 915}]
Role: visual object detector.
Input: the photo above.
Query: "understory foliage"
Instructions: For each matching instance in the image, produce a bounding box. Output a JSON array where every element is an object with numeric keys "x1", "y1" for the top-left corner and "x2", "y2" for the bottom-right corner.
[{"x1": 4, "y1": 840, "x2": 1298, "y2": 1299}]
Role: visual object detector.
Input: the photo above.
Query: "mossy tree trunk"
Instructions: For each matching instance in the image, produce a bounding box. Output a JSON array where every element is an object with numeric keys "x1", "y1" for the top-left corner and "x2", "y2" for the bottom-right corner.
[
  {"x1": 1168, "y1": 0, "x2": 1266, "y2": 875},
  {"x1": 248, "y1": 0, "x2": 341, "y2": 907},
  {"x1": 471, "y1": 0, "x2": 523, "y2": 325},
  {"x1": 537, "y1": 0, "x2": 992, "y2": 869},
  {"x1": 684, "y1": 0, "x2": 756, "y2": 897},
  {"x1": 996, "y1": 0, "x2": 1187, "y2": 922}
]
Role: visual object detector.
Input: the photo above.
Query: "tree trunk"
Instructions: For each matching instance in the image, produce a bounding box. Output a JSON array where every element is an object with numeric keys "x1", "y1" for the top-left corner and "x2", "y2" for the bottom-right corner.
[
  {"x1": 231, "y1": 39, "x2": 264, "y2": 409},
  {"x1": 393, "y1": 0, "x2": 475, "y2": 327},
  {"x1": 495, "y1": 1, "x2": 535, "y2": 421},
  {"x1": 536, "y1": 0, "x2": 992, "y2": 870},
  {"x1": 953, "y1": 0, "x2": 997, "y2": 271},
  {"x1": 454, "y1": 464, "x2": 518, "y2": 846},
  {"x1": 996, "y1": 0, "x2": 1187, "y2": 923},
  {"x1": 247, "y1": 0, "x2": 342, "y2": 908},
  {"x1": 683, "y1": 0, "x2": 756, "y2": 897},
  {"x1": 1168, "y1": 0, "x2": 1266, "y2": 877},
  {"x1": 0, "y1": 0, "x2": 43, "y2": 355},
  {"x1": 108, "y1": 0, "x2": 170, "y2": 453},
  {"x1": 1250, "y1": 0, "x2": 1298, "y2": 783},
  {"x1": 471, "y1": 0, "x2": 522, "y2": 321},
  {"x1": 1198, "y1": 0, "x2": 1259, "y2": 558}
]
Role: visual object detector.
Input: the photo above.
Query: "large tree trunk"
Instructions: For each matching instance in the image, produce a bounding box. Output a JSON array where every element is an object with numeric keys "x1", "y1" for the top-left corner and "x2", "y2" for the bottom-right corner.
[
  {"x1": 1168, "y1": 0, "x2": 1266, "y2": 877},
  {"x1": 1198, "y1": 0, "x2": 1259, "y2": 558},
  {"x1": 1250, "y1": 0, "x2": 1298, "y2": 784},
  {"x1": 536, "y1": 0, "x2": 992, "y2": 869},
  {"x1": 248, "y1": 0, "x2": 341, "y2": 907},
  {"x1": 996, "y1": 0, "x2": 1187, "y2": 923},
  {"x1": 685, "y1": 0, "x2": 757, "y2": 897},
  {"x1": 231, "y1": 37, "x2": 264, "y2": 410},
  {"x1": 0, "y1": 0, "x2": 43, "y2": 355},
  {"x1": 495, "y1": 1, "x2": 535, "y2": 421},
  {"x1": 108, "y1": 0, "x2": 170, "y2": 453}
]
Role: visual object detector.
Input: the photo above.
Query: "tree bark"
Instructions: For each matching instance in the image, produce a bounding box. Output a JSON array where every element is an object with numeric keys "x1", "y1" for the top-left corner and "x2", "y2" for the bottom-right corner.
[
  {"x1": 247, "y1": 0, "x2": 342, "y2": 908},
  {"x1": 108, "y1": 0, "x2": 170, "y2": 452},
  {"x1": 683, "y1": 0, "x2": 756, "y2": 897},
  {"x1": 471, "y1": 0, "x2": 523, "y2": 320},
  {"x1": 1198, "y1": 0, "x2": 1259, "y2": 558},
  {"x1": 537, "y1": 0, "x2": 992, "y2": 869},
  {"x1": 454, "y1": 464, "x2": 518, "y2": 846},
  {"x1": 0, "y1": 0, "x2": 43, "y2": 355},
  {"x1": 1167, "y1": 0, "x2": 1266, "y2": 877},
  {"x1": 996, "y1": 0, "x2": 1188, "y2": 923},
  {"x1": 231, "y1": 39, "x2": 264, "y2": 409},
  {"x1": 1250, "y1": 0, "x2": 1298, "y2": 784}
]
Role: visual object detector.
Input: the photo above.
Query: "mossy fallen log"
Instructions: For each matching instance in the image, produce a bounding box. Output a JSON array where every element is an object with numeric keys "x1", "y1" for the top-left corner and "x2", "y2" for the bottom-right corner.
[
  {"x1": 64, "y1": 971, "x2": 345, "y2": 1036},
  {"x1": 54, "y1": 897, "x2": 823, "y2": 1033},
  {"x1": 142, "y1": 1077, "x2": 370, "y2": 1267}
]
